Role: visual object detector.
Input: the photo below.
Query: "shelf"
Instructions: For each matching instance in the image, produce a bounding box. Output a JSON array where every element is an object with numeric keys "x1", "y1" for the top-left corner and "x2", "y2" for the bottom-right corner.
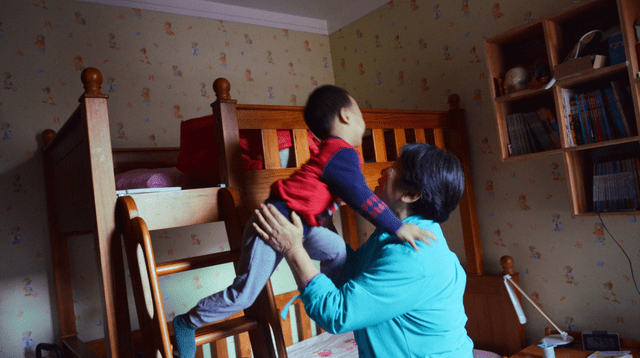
[
  {"x1": 563, "y1": 136, "x2": 640, "y2": 151},
  {"x1": 485, "y1": 0, "x2": 640, "y2": 216},
  {"x1": 495, "y1": 87, "x2": 552, "y2": 103},
  {"x1": 503, "y1": 148, "x2": 563, "y2": 162},
  {"x1": 555, "y1": 63, "x2": 629, "y2": 88}
]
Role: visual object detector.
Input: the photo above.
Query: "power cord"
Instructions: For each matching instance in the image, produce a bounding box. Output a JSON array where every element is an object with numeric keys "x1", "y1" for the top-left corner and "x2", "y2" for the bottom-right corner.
[{"x1": 598, "y1": 212, "x2": 640, "y2": 297}]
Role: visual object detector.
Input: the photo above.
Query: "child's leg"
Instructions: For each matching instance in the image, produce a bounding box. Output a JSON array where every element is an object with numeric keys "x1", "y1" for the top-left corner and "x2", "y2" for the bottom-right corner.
[
  {"x1": 304, "y1": 226, "x2": 349, "y2": 287},
  {"x1": 174, "y1": 214, "x2": 282, "y2": 357},
  {"x1": 187, "y1": 214, "x2": 283, "y2": 325}
]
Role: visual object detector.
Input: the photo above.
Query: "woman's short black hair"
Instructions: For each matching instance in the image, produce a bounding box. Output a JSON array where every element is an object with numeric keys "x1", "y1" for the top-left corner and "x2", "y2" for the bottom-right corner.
[
  {"x1": 304, "y1": 85, "x2": 352, "y2": 140},
  {"x1": 397, "y1": 142, "x2": 465, "y2": 223}
]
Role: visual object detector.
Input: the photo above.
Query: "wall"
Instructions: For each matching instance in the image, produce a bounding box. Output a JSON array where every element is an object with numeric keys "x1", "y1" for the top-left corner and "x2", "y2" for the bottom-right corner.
[
  {"x1": 329, "y1": 0, "x2": 640, "y2": 345},
  {"x1": 0, "y1": 0, "x2": 333, "y2": 356}
]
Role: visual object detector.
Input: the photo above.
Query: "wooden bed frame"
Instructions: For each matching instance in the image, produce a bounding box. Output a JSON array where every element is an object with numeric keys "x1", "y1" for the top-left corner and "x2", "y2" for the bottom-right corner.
[{"x1": 41, "y1": 68, "x2": 526, "y2": 357}]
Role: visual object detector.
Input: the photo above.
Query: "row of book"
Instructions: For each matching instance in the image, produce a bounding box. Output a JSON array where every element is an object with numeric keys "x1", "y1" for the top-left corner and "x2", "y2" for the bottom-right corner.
[
  {"x1": 506, "y1": 107, "x2": 561, "y2": 157},
  {"x1": 561, "y1": 80, "x2": 635, "y2": 147},
  {"x1": 592, "y1": 158, "x2": 640, "y2": 212}
]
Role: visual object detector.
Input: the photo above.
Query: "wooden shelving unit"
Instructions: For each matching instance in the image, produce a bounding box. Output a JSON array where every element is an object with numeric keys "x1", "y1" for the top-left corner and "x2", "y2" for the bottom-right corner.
[{"x1": 484, "y1": 0, "x2": 640, "y2": 216}]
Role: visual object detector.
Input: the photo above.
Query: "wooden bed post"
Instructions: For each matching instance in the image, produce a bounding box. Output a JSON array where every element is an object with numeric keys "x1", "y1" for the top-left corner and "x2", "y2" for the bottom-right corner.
[
  {"x1": 81, "y1": 68, "x2": 133, "y2": 358},
  {"x1": 212, "y1": 78, "x2": 245, "y2": 194},
  {"x1": 42, "y1": 68, "x2": 133, "y2": 358},
  {"x1": 447, "y1": 94, "x2": 484, "y2": 276}
]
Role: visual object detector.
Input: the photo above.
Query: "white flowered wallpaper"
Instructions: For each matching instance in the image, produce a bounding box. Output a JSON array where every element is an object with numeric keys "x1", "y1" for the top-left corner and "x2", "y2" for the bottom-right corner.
[
  {"x1": 1, "y1": 0, "x2": 640, "y2": 357},
  {"x1": 329, "y1": 0, "x2": 640, "y2": 347},
  {"x1": 1, "y1": 0, "x2": 333, "y2": 355}
]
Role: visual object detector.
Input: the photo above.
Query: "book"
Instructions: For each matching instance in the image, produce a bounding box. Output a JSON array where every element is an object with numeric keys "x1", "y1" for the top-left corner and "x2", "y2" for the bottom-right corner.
[
  {"x1": 505, "y1": 113, "x2": 520, "y2": 156},
  {"x1": 593, "y1": 90, "x2": 614, "y2": 140},
  {"x1": 569, "y1": 94, "x2": 585, "y2": 145},
  {"x1": 605, "y1": 161, "x2": 616, "y2": 211},
  {"x1": 604, "y1": 87, "x2": 627, "y2": 138},
  {"x1": 522, "y1": 113, "x2": 543, "y2": 153},
  {"x1": 513, "y1": 113, "x2": 532, "y2": 155},
  {"x1": 523, "y1": 111, "x2": 554, "y2": 151},
  {"x1": 593, "y1": 164, "x2": 600, "y2": 212},
  {"x1": 587, "y1": 91, "x2": 605, "y2": 142},
  {"x1": 561, "y1": 88, "x2": 577, "y2": 147},
  {"x1": 610, "y1": 80, "x2": 634, "y2": 136},
  {"x1": 623, "y1": 159, "x2": 638, "y2": 210},
  {"x1": 536, "y1": 107, "x2": 561, "y2": 148},
  {"x1": 577, "y1": 93, "x2": 596, "y2": 143},
  {"x1": 633, "y1": 158, "x2": 640, "y2": 208}
]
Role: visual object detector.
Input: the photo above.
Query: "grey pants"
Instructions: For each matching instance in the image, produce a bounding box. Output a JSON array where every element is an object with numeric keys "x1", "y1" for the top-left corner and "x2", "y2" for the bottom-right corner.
[{"x1": 187, "y1": 214, "x2": 348, "y2": 326}]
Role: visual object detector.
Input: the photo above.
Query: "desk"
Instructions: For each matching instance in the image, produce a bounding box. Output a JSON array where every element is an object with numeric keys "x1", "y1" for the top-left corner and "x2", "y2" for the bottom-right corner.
[{"x1": 510, "y1": 340, "x2": 640, "y2": 357}]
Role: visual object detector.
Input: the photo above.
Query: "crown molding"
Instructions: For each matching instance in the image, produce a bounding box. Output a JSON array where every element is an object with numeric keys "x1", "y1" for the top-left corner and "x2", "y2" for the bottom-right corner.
[
  {"x1": 79, "y1": 0, "x2": 329, "y2": 34},
  {"x1": 326, "y1": 0, "x2": 387, "y2": 34}
]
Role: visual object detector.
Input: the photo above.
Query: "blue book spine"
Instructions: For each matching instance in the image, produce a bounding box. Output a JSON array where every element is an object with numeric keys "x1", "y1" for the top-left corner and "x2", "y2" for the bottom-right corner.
[
  {"x1": 593, "y1": 90, "x2": 613, "y2": 141},
  {"x1": 604, "y1": 87, "x2": 627, "y2": 138},
  {"x1": 578, "y1": 94, "x2": 596, "y2": 143},
  {"x1": 573, "y1": 94, "x2": 589, "y2": 144}
]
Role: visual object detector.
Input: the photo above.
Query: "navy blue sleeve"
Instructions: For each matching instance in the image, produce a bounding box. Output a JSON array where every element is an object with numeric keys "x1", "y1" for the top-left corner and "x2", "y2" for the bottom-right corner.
[{"x1": 322, "y1": 148, "x2": 403, "y2": 235}]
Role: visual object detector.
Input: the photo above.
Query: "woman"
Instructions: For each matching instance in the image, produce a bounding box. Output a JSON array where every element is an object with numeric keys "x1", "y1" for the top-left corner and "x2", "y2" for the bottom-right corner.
[{"x1": 253, "y1": 142, "x2": 474, "y2": 358}]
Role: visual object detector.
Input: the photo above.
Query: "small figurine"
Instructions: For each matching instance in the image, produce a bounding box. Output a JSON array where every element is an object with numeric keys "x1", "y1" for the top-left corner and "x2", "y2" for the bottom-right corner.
[
  {"x1": 503, "y1": 66, "x2": 530, "y2": 94},
  {"x1": 528, "y1": 59, "x2": 551, "y2": 89}
]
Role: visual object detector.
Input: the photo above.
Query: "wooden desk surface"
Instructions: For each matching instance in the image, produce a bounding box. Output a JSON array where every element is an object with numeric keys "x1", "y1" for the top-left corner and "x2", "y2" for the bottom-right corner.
[{"x1": 510, "y1": 340, "x2": 640, "y2": 357}]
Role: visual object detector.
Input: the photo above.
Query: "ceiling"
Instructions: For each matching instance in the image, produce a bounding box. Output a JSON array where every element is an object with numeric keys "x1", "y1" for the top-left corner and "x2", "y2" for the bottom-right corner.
[{"x1": 80, "y1": 0, "x2": 389, "y2": 34}]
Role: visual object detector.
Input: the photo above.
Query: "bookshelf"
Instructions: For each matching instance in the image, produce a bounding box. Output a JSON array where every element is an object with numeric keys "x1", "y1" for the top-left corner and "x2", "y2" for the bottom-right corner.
[{"x1": 484, "y1": 0, "x2": 640, "y2": 216}]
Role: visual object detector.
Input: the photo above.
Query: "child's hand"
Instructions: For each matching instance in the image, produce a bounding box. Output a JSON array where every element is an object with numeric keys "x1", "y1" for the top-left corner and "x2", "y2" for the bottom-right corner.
[{"x1": 395, "y1": 223, "x2": 437, "y2": 251}]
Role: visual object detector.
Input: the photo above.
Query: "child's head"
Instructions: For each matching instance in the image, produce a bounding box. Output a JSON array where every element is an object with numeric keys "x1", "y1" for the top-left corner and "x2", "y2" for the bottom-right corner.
[
  {"x1": 304, "y1": 85, "x2": 363, "y2": 142},
  {"x1": 397, "y1": 142, "x2": 465, "y2": 223}
]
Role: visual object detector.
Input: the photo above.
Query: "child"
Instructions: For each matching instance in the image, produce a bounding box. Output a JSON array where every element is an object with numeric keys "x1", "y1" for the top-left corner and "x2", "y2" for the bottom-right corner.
[{"x1": 173, "y1": 85, "x2": 434, "y2": 357}]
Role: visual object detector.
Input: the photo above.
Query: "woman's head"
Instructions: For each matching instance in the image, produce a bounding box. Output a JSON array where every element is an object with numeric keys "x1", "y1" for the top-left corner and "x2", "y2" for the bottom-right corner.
[
  {"x1": 396, "y1": 142, "x2": 465, "y2": 223},
  {"x1": 304, "y1": 85, "x2": 353, "y2": 140}
]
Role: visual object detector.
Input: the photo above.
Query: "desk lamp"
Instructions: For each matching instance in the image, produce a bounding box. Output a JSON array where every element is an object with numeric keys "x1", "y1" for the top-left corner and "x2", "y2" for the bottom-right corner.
[{"x1": 503, "y1": 274, "x2": 569, "y2": 342}]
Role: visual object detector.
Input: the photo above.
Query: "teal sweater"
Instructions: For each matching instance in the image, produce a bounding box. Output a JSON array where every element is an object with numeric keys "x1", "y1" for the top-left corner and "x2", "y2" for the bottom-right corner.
[{"x1": 300, "y1": 215, "x2": 474, "y2": 358}]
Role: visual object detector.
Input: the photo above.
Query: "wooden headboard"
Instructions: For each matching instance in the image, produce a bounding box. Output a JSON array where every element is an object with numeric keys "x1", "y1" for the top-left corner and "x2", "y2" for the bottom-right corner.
[{"x1": 210, "y1": 78, "x2": 483, "y2": 269}]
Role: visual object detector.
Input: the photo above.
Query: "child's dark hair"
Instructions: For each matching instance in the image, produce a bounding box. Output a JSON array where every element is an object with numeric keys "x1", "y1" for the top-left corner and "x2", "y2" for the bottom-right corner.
[
  {"x1": 304, "y1": 85, "x2": 352, "y2": 140},
  {"x1": 397, "y1": 142, "x2": 465, "y2": 223}
]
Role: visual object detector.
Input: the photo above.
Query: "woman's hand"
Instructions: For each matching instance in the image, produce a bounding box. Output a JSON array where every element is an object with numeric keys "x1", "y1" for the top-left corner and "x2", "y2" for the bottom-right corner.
[
  {"x1": 253, "y1": 204, "x2": 305, "y2": 257},
  {"x1": 253, "y1": 204, "x2": 320, "y2": 289}
]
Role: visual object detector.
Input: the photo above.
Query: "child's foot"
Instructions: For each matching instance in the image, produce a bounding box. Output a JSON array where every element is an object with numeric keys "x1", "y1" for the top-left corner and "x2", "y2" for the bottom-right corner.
[{"x1": 173, "y1": 314, "x2": 196, "y2": 358}]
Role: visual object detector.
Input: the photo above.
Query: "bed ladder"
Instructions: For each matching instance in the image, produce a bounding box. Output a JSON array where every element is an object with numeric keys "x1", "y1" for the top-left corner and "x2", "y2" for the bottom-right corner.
[{"x1": 117, "y1": 187, "x2": 288, "y2": 358}]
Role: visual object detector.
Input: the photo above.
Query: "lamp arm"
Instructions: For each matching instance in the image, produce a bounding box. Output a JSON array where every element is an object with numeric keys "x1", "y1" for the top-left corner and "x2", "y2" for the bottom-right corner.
[
  {"x1": 504, "y1": 275, "x2": 527, "y2": 324},
  {"x1": 504, "y1": 275, "x2": 568, "y2": 340}
]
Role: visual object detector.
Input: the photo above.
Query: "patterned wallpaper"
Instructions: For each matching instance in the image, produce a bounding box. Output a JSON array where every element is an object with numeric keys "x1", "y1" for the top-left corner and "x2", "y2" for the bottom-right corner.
[
  {"x1": 1, "y1": 0, "x2": 640, "y2": 356},
  {"x1": 0, "y1": 0, "x2": 332, "y2": 355},
  {"x1": 328, "y1": 0, "x2": 640, "y2": 346}
]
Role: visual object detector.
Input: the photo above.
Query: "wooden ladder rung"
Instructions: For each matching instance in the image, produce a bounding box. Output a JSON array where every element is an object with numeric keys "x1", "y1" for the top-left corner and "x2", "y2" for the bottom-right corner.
[
  {"x1": 166, "y1": 316, "x2": 260, "y2": 347},
  {"x1": 61, "y1": 336, "x2": 102, "y2": 358},
  {"x1": 156, "y1": 249, "x2": 242, "y2": 276},
  {"x1": 195, "y1": 316, "x2": 259, "y2": 346}
]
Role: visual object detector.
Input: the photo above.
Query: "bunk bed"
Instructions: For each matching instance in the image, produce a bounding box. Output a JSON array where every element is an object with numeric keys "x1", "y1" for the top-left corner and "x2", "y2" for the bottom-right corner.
[{"x1": 41, "y1": 68, "x2": 526, "y2": 357}]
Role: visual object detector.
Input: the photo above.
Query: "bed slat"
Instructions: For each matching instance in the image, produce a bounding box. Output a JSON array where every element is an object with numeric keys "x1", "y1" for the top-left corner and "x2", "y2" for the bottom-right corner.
[
  {"x1": 292, "y1": 129, "x2": 311, "y2": 166},
  {"x1": 393, "y1": 128, "x2": 406, "y2": 154},
  {"x1": 434, "y1": 128, "x2": 445, "y2": 149},
  {"x1": 414, "y1": 128, "x2": 427, "y2": 144},
  {"x1": 371, "y1": 129, "x2": 387, "y2": 162},
  {"x1": 262, "y1": 129, "x2": 280, "y2": 169}
]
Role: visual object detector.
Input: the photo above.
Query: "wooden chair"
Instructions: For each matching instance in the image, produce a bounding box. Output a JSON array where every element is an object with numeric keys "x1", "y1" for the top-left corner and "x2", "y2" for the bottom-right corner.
[{"x1": 117, "y1": 186, "x2": 288, "y2": 358}]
